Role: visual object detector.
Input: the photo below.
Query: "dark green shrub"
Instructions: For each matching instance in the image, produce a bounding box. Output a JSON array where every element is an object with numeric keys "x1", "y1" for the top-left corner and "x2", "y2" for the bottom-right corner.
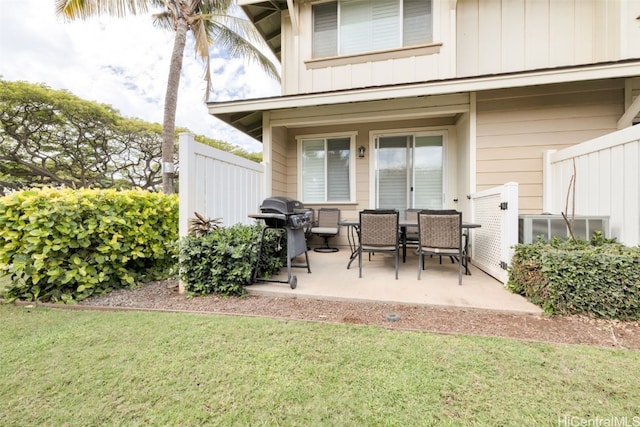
[
  {"x1": 0, "y1": 187, "x2": 178, "y2": 303},
  {"x1": 179, "y1": 223, "x2": 285, "y2": 297},
  {"x1": 508, "y1": 236, "x2": 640, "y2": 320}
]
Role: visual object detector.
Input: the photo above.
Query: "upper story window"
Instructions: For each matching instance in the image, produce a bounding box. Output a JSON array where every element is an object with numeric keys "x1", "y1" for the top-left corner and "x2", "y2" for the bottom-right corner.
[{"x1": 313, "y1": 0, "x2": 433, "y2": 58}]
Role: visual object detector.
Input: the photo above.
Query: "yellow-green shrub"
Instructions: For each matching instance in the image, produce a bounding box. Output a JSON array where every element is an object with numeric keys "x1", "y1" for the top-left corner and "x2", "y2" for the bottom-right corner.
[{"x1": 0, "y1": 188, "x2": 178, "y2": 303}]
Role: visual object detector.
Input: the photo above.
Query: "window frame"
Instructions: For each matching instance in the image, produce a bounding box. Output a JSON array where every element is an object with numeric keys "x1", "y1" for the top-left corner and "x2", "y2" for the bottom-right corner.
[
  {"x1": 311, "y1": 0, "x2": 434, "y2": 59},
  {"x1": 297, "y1": 131, "x2": 357, "y2": 204}
]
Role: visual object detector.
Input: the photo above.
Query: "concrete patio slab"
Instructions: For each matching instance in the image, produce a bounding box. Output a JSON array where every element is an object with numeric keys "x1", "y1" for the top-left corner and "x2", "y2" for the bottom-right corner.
[{"x1": 247, "y1": 249, "x2": 542, "y2": 315}]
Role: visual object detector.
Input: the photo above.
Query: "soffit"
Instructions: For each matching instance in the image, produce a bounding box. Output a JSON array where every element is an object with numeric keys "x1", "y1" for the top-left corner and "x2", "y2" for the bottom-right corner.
[{"x1": 240, "y1": 1, "x2": 288, "y2": 61}]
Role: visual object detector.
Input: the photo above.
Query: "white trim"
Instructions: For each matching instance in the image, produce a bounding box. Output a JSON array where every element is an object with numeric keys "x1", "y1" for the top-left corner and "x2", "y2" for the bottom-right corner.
[
  {"x1": 617, "y1": 92, "x2": 640, "y2": 129},
  {"x1": 469, "y1": 92, "x2": 477, "y2": 196},
  {"x1": 286, "y1": 0, "x2": 298, "y2": 35},
  {"x1": 262, "y1": 112, "x2": 272, "y2": 197},
  {"x1": 295, "y1": 130, "x2": 358, "y2": 141},
  {"x1": 305, "y1": 43, "x2": 442, "y2": 69},
  {"x1": 207, "y1": 61, "x2": 640, "y2": 115}
]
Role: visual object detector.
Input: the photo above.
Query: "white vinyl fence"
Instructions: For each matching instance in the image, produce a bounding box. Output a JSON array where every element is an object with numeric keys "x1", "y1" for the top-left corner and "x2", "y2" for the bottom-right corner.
[
  {"x1": 469, "y1": 182, "x2": 519, "y2": 284},
  {"x1": 543, "y1": 126, "x2": 640, "y2": 246},
  {"x1": 178, "y1": 133, "x2": 264, "y2": 237}
]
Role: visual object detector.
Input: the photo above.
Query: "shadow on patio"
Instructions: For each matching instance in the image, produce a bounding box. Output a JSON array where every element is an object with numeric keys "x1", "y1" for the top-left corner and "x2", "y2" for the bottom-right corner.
[{"x1": 247, "y1": 249, "x2": 542, "y2": 315}]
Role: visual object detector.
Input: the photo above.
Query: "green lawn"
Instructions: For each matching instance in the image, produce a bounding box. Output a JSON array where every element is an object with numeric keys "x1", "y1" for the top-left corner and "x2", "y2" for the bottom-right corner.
[{"x1": 1, "y1": 305, "x2": 638, "y2": 426}]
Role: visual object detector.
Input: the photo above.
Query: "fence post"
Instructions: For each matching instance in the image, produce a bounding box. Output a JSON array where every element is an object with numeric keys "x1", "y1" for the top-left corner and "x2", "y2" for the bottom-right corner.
[
  {"x1": 542, "y1": 150, "x2": 556, "y2": 214},
  {"x1": 502, "y1": 182, "x2": 519, "y2": 273},
  {"x1": 178, "y1": 133, "x2": 196, "y2": 238}
]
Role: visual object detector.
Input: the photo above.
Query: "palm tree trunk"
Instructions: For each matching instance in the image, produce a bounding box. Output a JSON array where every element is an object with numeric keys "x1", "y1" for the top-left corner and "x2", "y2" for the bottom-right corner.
[{"x1": 162, "y1": 17, "x2": 189, "y2": 195}]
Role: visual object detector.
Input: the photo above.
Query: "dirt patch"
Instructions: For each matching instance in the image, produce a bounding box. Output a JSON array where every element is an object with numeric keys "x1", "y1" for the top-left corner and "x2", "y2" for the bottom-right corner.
[{"x1": 75, "y1": 278, "x2": 640, "y2": 350}]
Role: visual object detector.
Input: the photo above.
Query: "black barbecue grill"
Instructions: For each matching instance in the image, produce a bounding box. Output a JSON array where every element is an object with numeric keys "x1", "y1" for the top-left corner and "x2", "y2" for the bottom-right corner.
[{"x1": 249, "y1": 197, "x2": 312, "y2": 289}]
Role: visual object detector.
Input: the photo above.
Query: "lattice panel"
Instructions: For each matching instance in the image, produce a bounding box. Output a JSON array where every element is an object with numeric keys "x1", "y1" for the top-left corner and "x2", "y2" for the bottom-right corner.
[
  {"x1": 472, "y1": 193, "x2": 506, "y2": 282},
  {"x1": 469, "y1": 182, "x2": 519, "y2": 283}
]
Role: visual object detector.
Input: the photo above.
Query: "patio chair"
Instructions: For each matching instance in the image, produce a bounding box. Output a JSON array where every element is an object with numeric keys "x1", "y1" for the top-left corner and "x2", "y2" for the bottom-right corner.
[
  {"x1": 417, "y1": 210, "x2": 463, "y2": 284},
  {"x1": 303, "y1": 208, "x2": 315, "y2": 250},
  {"x1": 358, "y1": 209, "x2": 400, "y2": 279},
  {"x1": 310, "y1": 208, "x2": 340, "y2": 252}
]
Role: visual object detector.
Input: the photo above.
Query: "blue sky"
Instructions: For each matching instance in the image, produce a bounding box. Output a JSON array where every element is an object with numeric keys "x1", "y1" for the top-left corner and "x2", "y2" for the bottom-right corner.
[{"x1": 0, "y1": 0, "x2": 280, "y2": 153}]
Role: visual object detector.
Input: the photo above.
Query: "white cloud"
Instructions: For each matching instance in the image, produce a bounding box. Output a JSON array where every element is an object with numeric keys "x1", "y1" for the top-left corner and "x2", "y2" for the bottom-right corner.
[{"x1": 0, "y1": 0, "x2": 280, "y2": 153}]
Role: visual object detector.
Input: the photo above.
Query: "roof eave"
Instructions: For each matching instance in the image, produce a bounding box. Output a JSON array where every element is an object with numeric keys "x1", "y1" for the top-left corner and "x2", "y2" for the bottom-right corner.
[{"x1": 209, "y1": 60, "x2": 640, "y2": 143}]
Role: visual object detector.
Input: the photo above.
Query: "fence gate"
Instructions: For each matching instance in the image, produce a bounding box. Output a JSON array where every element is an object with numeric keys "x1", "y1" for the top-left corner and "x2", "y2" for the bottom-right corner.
[{"x1": 469, "y1": 182, "x2": 518, "y2": 283}]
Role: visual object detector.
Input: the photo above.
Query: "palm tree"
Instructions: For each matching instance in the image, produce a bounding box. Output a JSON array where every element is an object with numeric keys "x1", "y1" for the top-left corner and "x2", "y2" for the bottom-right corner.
[{"x1": 55, "y1": 0, "x2": 279, "y2": 194}]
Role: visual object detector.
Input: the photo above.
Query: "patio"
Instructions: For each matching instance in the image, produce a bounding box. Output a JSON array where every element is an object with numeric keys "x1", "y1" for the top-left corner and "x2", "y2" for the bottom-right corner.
[{"x1": 247, "y1": 248, "x2": 542, "y2": 315}]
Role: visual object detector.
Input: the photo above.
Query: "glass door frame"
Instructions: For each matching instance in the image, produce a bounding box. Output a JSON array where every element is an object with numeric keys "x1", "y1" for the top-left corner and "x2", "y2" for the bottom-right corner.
[{"x1": 372, "y1": 130, "x2": 447, "y2": 211}]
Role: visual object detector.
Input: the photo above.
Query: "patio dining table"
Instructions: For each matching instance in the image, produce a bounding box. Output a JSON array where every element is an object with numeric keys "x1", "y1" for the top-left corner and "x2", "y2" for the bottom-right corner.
[{"x1": 338, "y1": 218, "x2": 481, "y2": 274}]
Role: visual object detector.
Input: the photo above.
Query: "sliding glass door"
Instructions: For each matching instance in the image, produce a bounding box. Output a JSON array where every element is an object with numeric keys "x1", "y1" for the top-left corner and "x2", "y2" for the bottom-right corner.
[{"x1": 375, "y1": 133, "x2": 444, "y2": 210}]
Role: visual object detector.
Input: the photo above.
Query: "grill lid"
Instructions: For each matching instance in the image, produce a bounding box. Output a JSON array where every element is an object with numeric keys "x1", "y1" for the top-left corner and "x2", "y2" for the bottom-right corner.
[{"x1": 260, "y1": 196, "x2": 304, "y2": 215}]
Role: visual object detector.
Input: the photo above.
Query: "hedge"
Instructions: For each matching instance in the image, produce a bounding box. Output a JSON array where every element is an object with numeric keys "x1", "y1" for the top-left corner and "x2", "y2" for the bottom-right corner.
[
  {"x1": 0, "y1": 187, "x2": 178, "y2": 303},
  {"x1": 179, "y1": 223, "x2": 285, "y2": 297},
  {"x1": 508, "y1": 236, "x2": 640, "y2": 320}
]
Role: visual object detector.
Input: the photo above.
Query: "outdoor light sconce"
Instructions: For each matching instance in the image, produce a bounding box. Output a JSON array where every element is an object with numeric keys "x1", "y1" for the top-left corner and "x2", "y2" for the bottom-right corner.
[{"x1": 358, "y1": 146, "x2": 366, "y2": 158}]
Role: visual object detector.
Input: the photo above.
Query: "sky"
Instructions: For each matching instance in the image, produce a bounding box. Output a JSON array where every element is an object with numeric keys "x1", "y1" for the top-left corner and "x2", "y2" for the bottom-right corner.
[{"x1": 0, "y1": 0, "x2": 281, "y2": 153}]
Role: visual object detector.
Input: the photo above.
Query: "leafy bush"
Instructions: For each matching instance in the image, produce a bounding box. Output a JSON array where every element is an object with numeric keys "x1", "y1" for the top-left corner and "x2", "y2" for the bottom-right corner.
[
  {"x1": 0, "y1": 187, "x2": 178, "y2": 303},
  {"x1": 508, "y1": 235, "x2": 640, "y2": 320},
  {"x1": 179, "y1": 223, "x2": 285, "y2": 297}
]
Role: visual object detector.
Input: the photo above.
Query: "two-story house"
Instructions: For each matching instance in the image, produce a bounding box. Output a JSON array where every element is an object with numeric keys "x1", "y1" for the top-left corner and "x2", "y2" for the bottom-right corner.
[{"x1": 207, "y1": 0, "x2": 640, "y2": 250}]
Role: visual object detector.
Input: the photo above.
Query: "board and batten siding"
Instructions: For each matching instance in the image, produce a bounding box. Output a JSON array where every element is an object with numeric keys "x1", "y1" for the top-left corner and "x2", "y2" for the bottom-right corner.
[
  {"x1": 281, "y1": 1, "x2": 454, "y2": 95},
  {"x1": 457, "y1": 0, "x2": 640, "y2": 77},
  {"x1": 475, "y1": 80, "x2": 624, "y2": 214},
  {"x1": 277, "y1": 0, "x2": 639, "y2": 96}
]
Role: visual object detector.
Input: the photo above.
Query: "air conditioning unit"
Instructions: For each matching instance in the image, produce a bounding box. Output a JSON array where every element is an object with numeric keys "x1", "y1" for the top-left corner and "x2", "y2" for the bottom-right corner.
[{"x1": 518, "y1": 215, "x2": 609, "y2": 244}]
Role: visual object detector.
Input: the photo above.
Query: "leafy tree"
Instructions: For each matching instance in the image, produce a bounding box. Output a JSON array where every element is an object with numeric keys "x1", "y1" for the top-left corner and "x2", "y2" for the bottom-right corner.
[
  {"x1": 192, "y1": 133, "x2": 261, "y2": 163},
  {"x1": 0, "y1": 79, "x2": 163, "y2": 193},
  {"x1": 56, "y1": 0, "x2": 279, "y2": 194},
  {"x1": 0, "y1": 79, "x2": 261, "y2": 194}
]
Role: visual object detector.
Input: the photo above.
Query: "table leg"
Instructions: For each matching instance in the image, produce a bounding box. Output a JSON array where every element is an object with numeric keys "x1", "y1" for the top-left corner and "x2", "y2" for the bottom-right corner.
[{"x1": 345, "y1": 224, "x2": 359, "y2": 269}]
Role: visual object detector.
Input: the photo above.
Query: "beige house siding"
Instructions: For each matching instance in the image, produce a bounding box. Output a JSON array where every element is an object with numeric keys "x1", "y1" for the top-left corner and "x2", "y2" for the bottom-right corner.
[
  {"x1": 476, "y1": 79, "x2": 625, "y2": 214},
  {"x1": 270, "y1": 126, "x2": 288, "y2": 196},
  {"x1": 456, "y1": 0, "x2": 637, "y2": 77}
]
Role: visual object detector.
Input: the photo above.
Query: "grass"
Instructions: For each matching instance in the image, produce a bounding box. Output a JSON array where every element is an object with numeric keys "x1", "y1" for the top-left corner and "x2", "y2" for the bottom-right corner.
[
  {"x1": 0, "y1": 270, "x2": 9, "y2": 293},
  {"x1": 1, "y1": 305, "x2": 638, "y2": 426}
]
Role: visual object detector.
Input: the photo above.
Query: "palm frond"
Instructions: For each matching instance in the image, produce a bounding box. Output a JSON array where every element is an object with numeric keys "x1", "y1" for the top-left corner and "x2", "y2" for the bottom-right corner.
[
  {"x1": 207, "y1": 20, "x2": 281, "y2": 83},
  {"x1": 191, "y1": 18, "x2": 211, "y2": 59},
  {"x1": 152, "y1": 11, "x2": 175, "y2": 31},
  {"x1": 55, "y1": 0, "x2": 151, "y2": 20}
]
